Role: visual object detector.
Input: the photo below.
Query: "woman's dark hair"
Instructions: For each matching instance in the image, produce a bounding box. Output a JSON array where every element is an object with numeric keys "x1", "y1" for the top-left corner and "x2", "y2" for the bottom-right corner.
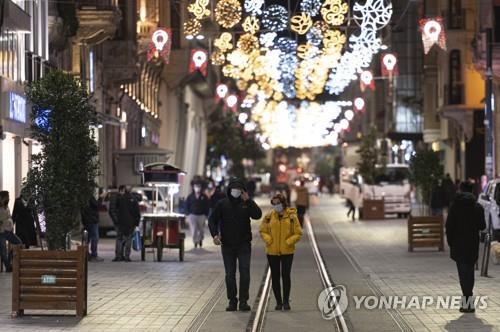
[
  {"x1": 271, "y1": 193, "x2": 288, "y2": 208},
  {"x1": 0, "y1": 191, "x2": 9, "y2": 207}
]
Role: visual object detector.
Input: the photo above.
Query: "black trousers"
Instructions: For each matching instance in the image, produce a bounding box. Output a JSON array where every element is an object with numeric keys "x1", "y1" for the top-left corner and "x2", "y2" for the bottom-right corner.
[
  {"x1": 296, "y1": 205, "x2": 307, "y2": 226},
  {"x1": 222, "y1": 242, "x2": 251, "y2": 305},
  {"x1": 267, "y1": 254, "x2": 294, "y2": 304},
  {"x1": 456, "y1": 261, "x2": 475, "y2": 301}
]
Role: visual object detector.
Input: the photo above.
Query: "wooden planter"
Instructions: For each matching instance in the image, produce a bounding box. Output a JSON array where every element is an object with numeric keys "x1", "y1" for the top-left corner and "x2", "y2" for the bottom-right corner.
[
  {"x1": 11, "y1": 245, "x2": 88, "y2": 317},
  {"x1": 408, "y1": 216, "x2": 444, "y2": 252},
  {"x1": 362, "y1": 199, "x2": 385, "y2": 220}
]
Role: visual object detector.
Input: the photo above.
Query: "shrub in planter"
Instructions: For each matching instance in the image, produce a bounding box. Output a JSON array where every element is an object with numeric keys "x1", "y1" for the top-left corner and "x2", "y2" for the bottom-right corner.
[{"x1": 24, "y1": 71, "x2": 99, "y2": 250}]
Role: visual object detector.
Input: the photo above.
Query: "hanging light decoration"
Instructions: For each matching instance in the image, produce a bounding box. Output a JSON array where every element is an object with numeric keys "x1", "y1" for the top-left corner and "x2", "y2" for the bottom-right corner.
[
  {"x1": 360, "y1": 70, "x2": 375, "y2": 91},
  {"x1": 354, "y1": 97, "x2": 365, "y2": 112},
  {"x1": 290, "y1": 12, "x2": 313, "y2": 35},
  {"x1": 244, "y1": 0, "x2": 264, "y2": 16},
  {"x1": 215, "y1": 0, "x2": 242, "y2": 29},
  {"x1": 419, "y1": 17, "x2": 446, "y2": 54},
  {"x1": 237, "y1": 33, "x2": 259, "y2": 54},
  {"x1": 211, "y1": 50, "x2": 226, "y2": 65},
  {"x1": 183, "y1": 18, "x2": 202, "y2": 38},
  {"x1": 321, "y1": 0, "x2": 349, "y2": 26},
  {"x1": 381, "y1": 52, "x2": 398, "y2": 78},
  {"x1": 261, "y1": 5, "x2": 289, "y2": 32},
  {"x1": 300, "y1": 0, "x2": 322, "y2": 17},
  {"x1": 242, "y1": 15, "x2": 261, "y2": 34},
  {"x1": 187, "y1": 0, "x2": 211, "y2": 20},
  {"x1": 214, "y1": 32, "x2": 234, "y2": 52},
  {"x1": 216, "y1": 83, "x2": 229, "y2": 99}
]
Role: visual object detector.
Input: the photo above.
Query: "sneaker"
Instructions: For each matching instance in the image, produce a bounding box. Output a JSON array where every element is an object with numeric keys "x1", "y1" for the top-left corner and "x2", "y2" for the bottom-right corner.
[
  {"x1": 283, "y1": 302, "x2": 291, "y2": 311},
  {"x1": 5, "y1": 266, "x2": 12, "y2": 273},
  {"x1": 275, "y1": 304, "x2": 283, "y2": 311},
  {"x1": 199, "y1": 240, "x2": 203, "y2": 248},
  {"x1": 93, "y1": 256, "x2": 104, "y2": 262},
  {"x1": 226, "y1": 303, "x2": 237, "y2": 312},
  {"x1": 124, "y1": 257, "x2": 131, "y2": 262},
  {"x1": 195, "y1": 243, "x2": 198, "y2": 248},
  {"x1": 112, "y1": 257, "x2": 123, "y2": 262},
  {"x1": 459, "y1": 307, "x2": 475, "y2": 313},
  {"x1": 239, "y1": 302, "x2": 251, "y2": 312}
]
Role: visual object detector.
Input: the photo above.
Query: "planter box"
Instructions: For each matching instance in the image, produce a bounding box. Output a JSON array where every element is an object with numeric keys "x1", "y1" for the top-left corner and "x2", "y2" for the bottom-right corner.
[
  {"x1": 407, "y1": 216, "x2": 444, "y2": 252},
  {"x1": 11, "y1": 245, "x2": 88, "y2": 317},
  {"x1": 362, "y1": 199, "x2": 385, "y2": 220}
]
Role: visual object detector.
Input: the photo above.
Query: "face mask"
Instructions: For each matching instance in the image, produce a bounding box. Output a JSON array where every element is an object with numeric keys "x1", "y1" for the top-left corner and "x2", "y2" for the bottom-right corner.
[
  {"x1": 194, "y1": 186, "x2": 201, "y2": 193},
  {"x1": 208, "y1": 184, "x2": 214, "y2": 190},
  {"x1": 230, "y1": 189, "x2": 242, "y2": 198},
  {"x1": 273, "y1": 204, "x2": 284, "y2": 213}
]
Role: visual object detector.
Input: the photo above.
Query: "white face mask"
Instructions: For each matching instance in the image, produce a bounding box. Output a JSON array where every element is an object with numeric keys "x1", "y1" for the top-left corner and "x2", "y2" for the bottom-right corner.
[
  {"x1": 230, "y1": 189, "x2": 242, "y2": 198},
  {"x1": 194, "y1": 186, "x2": 201, "y2": 193},
  {"x1": 273, "y1": 204, "x2": 284, "y2": 213}
]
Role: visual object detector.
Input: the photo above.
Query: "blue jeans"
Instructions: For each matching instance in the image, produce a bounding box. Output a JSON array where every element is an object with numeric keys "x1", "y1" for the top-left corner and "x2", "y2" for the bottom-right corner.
[
  {"x1": 85, "y1": 223, "x2": 99, "y2": 257},
  {"x1": 0, "y1": 231, "x2": 22, "y2": 269}
]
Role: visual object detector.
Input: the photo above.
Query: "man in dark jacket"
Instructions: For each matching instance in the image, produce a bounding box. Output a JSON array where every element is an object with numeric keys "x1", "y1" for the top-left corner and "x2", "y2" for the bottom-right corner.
[
  {"x1": 208, "y1": 178, "x2": 262, "y2": 312},
  {"x1": 445, "y1": 181, "x2": 486, "y2": 313},
  {"x1": 186, "y1": 181, "x2": 210, "y2": 248},
  {"x1": 12, "y1": 194, "x2": 37, "y2": 249},
  {"x1": 81, "y1": 194, "x2": 103, "y2": 261},
  {"x1": 110, "y1": 186, "x2": 140, "y2": 262}
]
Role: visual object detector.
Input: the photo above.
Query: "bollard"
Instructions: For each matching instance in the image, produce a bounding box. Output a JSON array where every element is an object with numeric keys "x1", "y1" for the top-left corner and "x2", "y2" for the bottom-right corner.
[
  {"x1": 65, "y1": 232, "x2": 72, "y2": 251},
  {"x1": 481, "y1": 232, "x2": 491, "y2": 277},
  {"x1": 82, "y1": 230, "x2": 89, "y2": 246}
]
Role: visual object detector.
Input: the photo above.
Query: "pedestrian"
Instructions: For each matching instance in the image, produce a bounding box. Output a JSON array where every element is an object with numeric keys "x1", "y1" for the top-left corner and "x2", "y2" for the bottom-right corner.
[
  {"x1": 246, "y1": 178, "x2": 257, "y2": 199},
  {"x1": 186, "y1": 181, "x2": 210, "y2": 248},
  {"x1": 81, "y1": 193, "x2": 103, "y2": 261},
  {"x1": 431, "y1": 180, "x2": 445, "y2": 216},
  {"x1": 12, "y1": 190, "x2": 37, "y2": 249},
  {"x1": 110, "y1": 186, "x2": 140, "y2": 262},
  {"x1": 442, "y1": 173, "x2": 456, "y2": 208},
  {"x1": 207, "y1": 180, "x2": 225, "y2": 216},
  {"x1": 208, "y1": 178, "x2": 262, "y2": 312},
  {"x1": 0, "y1": 191, "x2": 22, "y2": 272},
  {"x1": 294, "y1": 180, "x2": 309, "y2": 226},
  {"x1": 346, "y1": 199, "x2": 356, "y2": 221},
  {"x1": 260, "y1": 194, "x2": 302, "y2": 311},
  {"x1": 445, "y1": 181, "x2": 486, "y2": 313}
]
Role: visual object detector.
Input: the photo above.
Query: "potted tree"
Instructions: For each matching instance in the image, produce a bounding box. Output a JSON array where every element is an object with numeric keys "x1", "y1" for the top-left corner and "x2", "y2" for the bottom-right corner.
[
  {"x1": 12, "y1": 71, "x2": 99, "y2": 317},
  {"x1": 407, "y1": 149, "x2": 445, "y2": 252},
  {"x1": 356, "y1": 126, "x2": 385, "y2": 219}
]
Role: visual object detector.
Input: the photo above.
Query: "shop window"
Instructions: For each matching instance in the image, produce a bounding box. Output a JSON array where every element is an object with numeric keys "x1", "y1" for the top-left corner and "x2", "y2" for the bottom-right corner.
[{"x1": 448, "y1": 0, "x2": 464, "y2": 29}]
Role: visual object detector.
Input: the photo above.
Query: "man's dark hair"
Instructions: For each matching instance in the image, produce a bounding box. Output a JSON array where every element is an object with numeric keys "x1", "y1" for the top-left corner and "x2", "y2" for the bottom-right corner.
[
  {"x1": 118, "y1": 185, "x2": 126, "y2": 192},
  {"x1": 460, "y1": 181, "x2": 474, "y2": 194}
]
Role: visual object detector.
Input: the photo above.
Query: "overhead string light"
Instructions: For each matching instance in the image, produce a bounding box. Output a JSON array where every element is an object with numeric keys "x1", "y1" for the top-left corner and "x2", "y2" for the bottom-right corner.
[
  {"x1": 261, "y1": 5, "x2": 289, "y2": 32},
  {"x1": 300, "y1": 0, "x2": 322, "y2": 17},
  {"x1": 215, "y1": 0, "x2": 242, "y2": 29}
]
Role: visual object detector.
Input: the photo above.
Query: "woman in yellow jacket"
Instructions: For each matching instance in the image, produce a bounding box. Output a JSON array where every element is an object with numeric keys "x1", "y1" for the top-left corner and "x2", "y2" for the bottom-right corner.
[{"x1": 259, "y1": 193, "x2": 302, "y2": 311}]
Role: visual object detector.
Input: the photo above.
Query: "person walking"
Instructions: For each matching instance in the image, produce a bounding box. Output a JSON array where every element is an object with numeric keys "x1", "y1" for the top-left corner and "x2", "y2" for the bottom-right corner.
[
  {"x1": 186, "y1": 181, "x2": 210, "y2": 248},
  {"x1": 431, "y1": 180, "x2": 445, "y2": 216},
  {"x1": 81, "y1": 194, "x2": 103, "y2": 261},
  {"x1": 442, "y1": 173, "x2": 456, "y2": 208},
  {"x1": 0, "y1": 191, "x2": 22, "y2": 272},
  {"x1": 208, "y1": 178, "x2": 262, "y2": 312},
  {"x1": 110, "y1": 186, "x2": 140, "y2": 262},
  {"x1": 445, "y1": 181, "x2": 486, "y2": 313},
  {"x1": 294, "y1": 180, "x2": 309, "y2": 226},
  {"x1": 260, "y1": 194, "x2": 302, "y2": 311},
  {"x1": 12, "y1": 191, "x2": 37, "y2": 249}
]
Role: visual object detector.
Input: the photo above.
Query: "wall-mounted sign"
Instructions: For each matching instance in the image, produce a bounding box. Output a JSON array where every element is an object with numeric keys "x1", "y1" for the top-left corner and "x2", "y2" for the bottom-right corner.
[
  {"x1": 9, "y1": 92, "x2": 26, "y2": 123},
  {"x1": 189, "y1": 49, "x2": 208, "y2": 77},
  {"x1": 147, "y1": 28, "x2": 172, "y2": 63}
]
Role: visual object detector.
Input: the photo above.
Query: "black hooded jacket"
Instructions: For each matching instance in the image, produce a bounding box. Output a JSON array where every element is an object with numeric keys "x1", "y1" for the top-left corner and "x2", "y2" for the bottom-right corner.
[
  {"x1": 445, "y1": 192, "x2": 486, "y2": 263},
  {"x1": 208, "y1": 178, "x2": 262, "y2": 246}
]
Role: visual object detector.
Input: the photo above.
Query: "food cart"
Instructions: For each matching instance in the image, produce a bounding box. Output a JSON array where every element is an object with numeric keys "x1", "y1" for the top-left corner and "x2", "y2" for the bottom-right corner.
[{"x1": 140, "y1": 163, "x2": 186, "y2": 262}]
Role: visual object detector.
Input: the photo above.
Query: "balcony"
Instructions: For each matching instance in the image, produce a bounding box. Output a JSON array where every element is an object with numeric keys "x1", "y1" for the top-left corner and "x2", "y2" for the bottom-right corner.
[
  {"x1": 75, "y1": 0, "x2": 121, "y2": 44},
  {"x1": 102, "y1": 40, "x2": 139, "y2": 86}
]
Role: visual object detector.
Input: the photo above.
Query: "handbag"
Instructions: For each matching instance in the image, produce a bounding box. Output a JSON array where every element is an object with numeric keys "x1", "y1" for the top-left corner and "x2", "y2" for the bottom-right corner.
[{"x1": 132, "y1": 227, "x2": 142, "y2": 251}]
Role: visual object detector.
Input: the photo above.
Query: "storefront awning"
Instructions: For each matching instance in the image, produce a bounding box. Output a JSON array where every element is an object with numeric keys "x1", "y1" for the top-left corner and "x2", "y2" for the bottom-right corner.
[{"x1": 440, "y1": 104, "x2": 483, "y2": 141}]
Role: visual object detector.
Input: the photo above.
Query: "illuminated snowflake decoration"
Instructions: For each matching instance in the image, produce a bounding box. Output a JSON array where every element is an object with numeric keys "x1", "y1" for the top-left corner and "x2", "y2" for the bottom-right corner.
[
  {"x1": 262, "y1": 5, "x2": 289, "y2": 32},
  {"x1": 300, "y1": 0, "x2": 322, "y2": 17},
  {"x1": 244, "y1": 0, "x2": 264, "y2": 16},
  {"x1": 306, "y1": 27, "x2": 323, "y2": 46},
  {"x1": 259, "y1": 32, "x2": 277, "y2": 48}
]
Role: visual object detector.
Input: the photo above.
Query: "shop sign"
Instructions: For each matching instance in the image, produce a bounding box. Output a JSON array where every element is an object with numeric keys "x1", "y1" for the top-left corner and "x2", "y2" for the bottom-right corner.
[
  {"x1": 41, "y1": 275, "x2": 56, "y2": 285},
  {"x1": 9, "y1": 92, "x2": 26, "y2": 123}
]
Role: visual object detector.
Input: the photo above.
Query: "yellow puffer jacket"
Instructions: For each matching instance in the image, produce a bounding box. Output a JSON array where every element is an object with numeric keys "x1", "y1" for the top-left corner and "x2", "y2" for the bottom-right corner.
[{"x1": 259, "y1": 208, "x2": 302, "y2": 255}]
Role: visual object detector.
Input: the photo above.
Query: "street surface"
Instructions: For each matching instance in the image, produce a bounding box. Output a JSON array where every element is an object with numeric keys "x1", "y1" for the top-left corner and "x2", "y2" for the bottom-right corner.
[{"x1": 0, "y1": 196, "x2": 499, "y2": 331}]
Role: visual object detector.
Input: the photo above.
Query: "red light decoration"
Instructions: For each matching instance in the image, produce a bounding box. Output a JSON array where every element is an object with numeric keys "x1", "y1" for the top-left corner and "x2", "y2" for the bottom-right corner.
[
  {"x1": 381, "y1": 53, "x2": 398, "y2": 78},
  {"x1": 189, "y1": 49, "x2": 208, "y2": 76},
  {"x1": 359, "y1": 70, "x2": 375, "y2": 91},
  {"x1": 419, "y1": 17, "x2": 446, "y2": 54},
  {"x1": 147, "y1": 28, "x2": 172, "y2": 63}
]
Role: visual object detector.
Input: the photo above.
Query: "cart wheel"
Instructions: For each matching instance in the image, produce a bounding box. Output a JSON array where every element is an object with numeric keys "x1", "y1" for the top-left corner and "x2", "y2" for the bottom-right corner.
[
  {"x1": 179, "y1": 239, "x2": 184, "y2": 262},
  {"x1": 141, "y1": 236, "x2": 145, "y2": 261},
  {"x1": 156, "y1": 235, "x2": 163, "y2": 262}
]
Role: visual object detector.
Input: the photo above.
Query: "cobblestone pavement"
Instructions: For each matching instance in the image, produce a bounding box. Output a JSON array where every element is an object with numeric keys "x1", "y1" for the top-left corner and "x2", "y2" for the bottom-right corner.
[
  {"x1": 313, "y1": 195, "x2": 500, "y2": 332},
  {"x1": 0, "y1": 226, "x2": 225, "y2": 331}
]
